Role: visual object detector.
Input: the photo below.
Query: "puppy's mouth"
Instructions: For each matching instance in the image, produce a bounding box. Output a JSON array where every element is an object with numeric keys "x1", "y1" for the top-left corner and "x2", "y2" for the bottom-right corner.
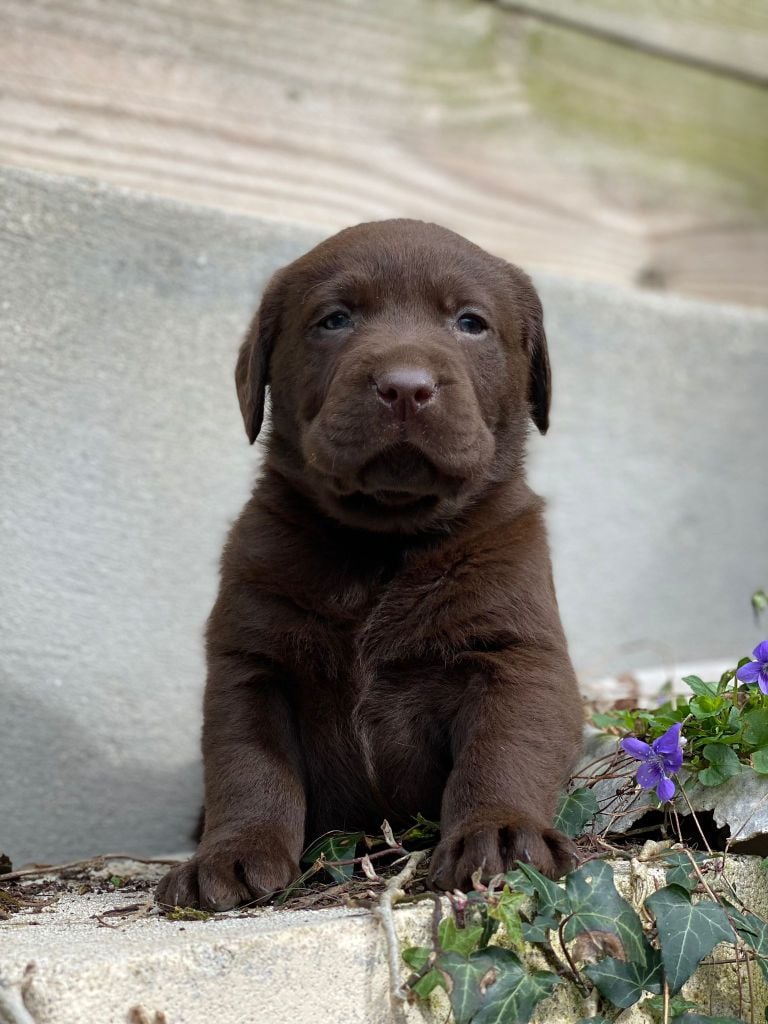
[
  {"x1": 332, "y1": 443, "x2": 461, "y2": 502},
  {"x1": 337, "y1": 490, "x2": 440, "y2": 519},
  {"x1": 311, "y1": 442, "x2": 468, "y2": 531}
]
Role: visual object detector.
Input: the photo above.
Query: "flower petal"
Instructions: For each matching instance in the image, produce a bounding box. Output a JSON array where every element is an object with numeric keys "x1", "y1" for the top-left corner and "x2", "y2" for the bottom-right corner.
[
  {"x1": 759, "y1": 669, "x2": 768, "y2": 696},
  {"x1": 753, "y1": 639, "x2": 768, "y2": 665},
  {"x1": 664, "y1": 749, "x2": 684, "y2": 774},
  {"x1": 656, "y1": 776, "x2": 676, "y2": 802},
  {"x1": 621, "y1": 737, "x2": 651, "y2": 760},
  {"x1": 736, "y1": 661, "x2": 761, "y2": 684},
  {"x1": 637, "y1": 762, "x2": 662, "y2": 789},
  {"x1": 653, "y1": 723, "x2": 683, "y2": 756}
]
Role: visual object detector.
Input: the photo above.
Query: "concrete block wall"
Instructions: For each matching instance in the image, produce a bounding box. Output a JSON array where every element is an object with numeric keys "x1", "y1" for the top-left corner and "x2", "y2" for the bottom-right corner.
[{"x1": 1, "y1": 168, "x2": 766, "y2": 865}]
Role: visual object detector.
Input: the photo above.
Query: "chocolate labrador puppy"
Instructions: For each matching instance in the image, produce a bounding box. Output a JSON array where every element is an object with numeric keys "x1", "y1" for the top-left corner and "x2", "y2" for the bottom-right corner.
[{"x1": 157, "y1": 220, "x2": 583, "y2": 911}]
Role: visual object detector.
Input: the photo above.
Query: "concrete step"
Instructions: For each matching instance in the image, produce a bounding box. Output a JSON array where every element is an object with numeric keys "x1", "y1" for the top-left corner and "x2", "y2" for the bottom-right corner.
[{"x1": 2, "y1": 852, "x2": 766, "y2": 1024}]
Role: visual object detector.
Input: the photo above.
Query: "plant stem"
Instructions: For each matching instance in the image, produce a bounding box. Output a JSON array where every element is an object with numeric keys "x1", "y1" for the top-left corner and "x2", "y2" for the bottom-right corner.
[{"x1": 374, "y1": 849, "x2": 428, "y2": 1020}]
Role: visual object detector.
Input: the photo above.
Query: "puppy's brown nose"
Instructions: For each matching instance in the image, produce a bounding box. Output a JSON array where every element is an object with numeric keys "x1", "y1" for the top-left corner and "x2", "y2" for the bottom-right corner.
[{"x1": 375, "y1": 368, "x2": 436, "y2": 421}]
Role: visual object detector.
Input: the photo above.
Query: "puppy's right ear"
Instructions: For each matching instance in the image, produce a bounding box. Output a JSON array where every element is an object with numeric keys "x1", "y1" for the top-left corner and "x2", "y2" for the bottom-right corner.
[{"x1": 235, "y1": 270, "x2": 286, "y2": 444}]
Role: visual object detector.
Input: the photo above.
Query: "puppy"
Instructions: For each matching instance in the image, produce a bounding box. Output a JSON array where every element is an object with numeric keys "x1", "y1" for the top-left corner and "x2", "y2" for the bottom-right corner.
[{"x1": 157, "y1": 220, "x2": 583, "y2": 911}]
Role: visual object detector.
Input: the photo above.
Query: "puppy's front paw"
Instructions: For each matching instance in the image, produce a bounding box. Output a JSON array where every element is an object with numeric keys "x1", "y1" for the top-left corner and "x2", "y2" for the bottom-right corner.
[
  {"x1": 156, "y1": 831, "x2": 299, "y2": 911},
  {"x1": 428, "y1": 809, "x2": 576, "y2": 891}
]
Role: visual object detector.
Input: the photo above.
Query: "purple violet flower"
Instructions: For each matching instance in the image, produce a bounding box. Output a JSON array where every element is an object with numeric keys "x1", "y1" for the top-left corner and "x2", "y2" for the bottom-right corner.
[
  {"x1": 735, "y1": 640, "x2": 768, "y2": 695},
  {"x1": 621, "y1": 722, "x2": 684, "y2": 802}
]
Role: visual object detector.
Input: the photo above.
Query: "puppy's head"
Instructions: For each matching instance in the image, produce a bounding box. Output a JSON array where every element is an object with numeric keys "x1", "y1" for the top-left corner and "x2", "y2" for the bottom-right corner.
[{"x1": 236, "y1": 220, "x2": 550, "y2": 533}]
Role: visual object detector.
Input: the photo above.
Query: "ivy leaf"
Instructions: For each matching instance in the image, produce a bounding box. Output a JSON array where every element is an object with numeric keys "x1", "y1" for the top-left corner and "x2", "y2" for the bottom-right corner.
[
  {"x1": 299, "y1": 830, "x2": 363, "y2": 881},
  {"x1": 584, "y1": 948, "x2": 663, "y2": 1006},
  {"x1": 409, "y1": 968, "x2": 444, "y2": 999},
  {"x1": 682, "y1": 675, "x2": 719, "y2": 698},
  {"x1": 514, "y1": 862, "x2": 569, "y2": 916},
  {"x1": 522, "y1": 911, "x2": 559, "y2": 943},
  {"x1": 697, "y1": 745, "x2": 743, "y2": 787},
  {"x1": 402, "y1": 946, "x2": 431, "y2": 971},
  {"x1": 751, "y1": 747, "x2": 768, "y2": 774},
  {"x1": 554, "y1": 787, "x2": 599, "y2": 838},
  {"x1": 563, "y1": 860, "x2": 652, "y2": 968},
  {"x1": 437, "y1": 947, "x2": 559, "y2": 1024},
  {"x1": 646, "y1": 886, "x2": 735, "y2": 994},
  {"x1": 503, "y1": 867, "x2": 537, "y2": 898},
  {"x1": 724, "y1": 903, "x2": 768, "y2": 981},
  {"x1": 438, "y1": 917, "x2": 484, "y2": 957},
  {"x1": 436, "y1": 949, "x2": 498, "y2": 1024},
  {"x1": 662, "y1": 850, "x2": 709, "y2": 893},
  {"x1": 488, "y1": 887, "x2": 526, "y2": 950},
  {"x1": 472, "y1": 949, "x2": 559, "y2": 1024},
  {"x1": 644, "y1": 994, "x2": 698, "y2": 1017}
]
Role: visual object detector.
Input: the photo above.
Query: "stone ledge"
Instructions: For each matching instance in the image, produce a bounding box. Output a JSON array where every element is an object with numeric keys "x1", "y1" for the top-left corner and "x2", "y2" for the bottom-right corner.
[{"x1": 1, "y1": 851, "x2": 766, "y2": 1024}]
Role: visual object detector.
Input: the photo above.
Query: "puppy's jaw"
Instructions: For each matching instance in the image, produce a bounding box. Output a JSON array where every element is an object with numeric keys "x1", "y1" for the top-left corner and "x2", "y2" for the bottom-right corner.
[{"x1": 297, "y1": 426, "x2": 496, "y2": 532}]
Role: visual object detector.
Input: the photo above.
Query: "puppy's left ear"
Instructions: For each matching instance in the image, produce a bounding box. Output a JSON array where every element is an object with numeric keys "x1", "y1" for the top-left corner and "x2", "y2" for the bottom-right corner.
[
  {"x1": 235, "y1": 269, "x2": 286, "y2": 444},
  {"x1": 508, "y1": 265, "x2": 551, "y2": 435}
]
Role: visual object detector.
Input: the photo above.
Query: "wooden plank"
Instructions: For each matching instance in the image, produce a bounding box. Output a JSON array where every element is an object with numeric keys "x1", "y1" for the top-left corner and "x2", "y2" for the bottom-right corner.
[
  {"x1": 0, "y1": 0, "x2": 765, "y2": 306},
  {"x1": 499, "y1": 0, "x2": 768, "y2": 83}
]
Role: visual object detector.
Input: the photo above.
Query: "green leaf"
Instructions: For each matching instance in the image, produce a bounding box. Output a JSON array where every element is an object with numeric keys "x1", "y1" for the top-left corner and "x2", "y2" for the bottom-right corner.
[
  {"x1": 488, "y1": 887, "x2": 526, "y2": 950},
  {"x1": 584, "y1": 949, "x2": 663, "y2": 1007},
  {"x1": 689, "y1": 695, "x2": 724, "y2": 719},
  {"x1": 644, "y1": 993, "x2": 698, "y2": 1018},
  {"x1": 437, "y1": 947, "x2": 559, "y2": 1024},
  {"x1": 438, "y1": 917, "x2": 484, "y2": 957},
  {"x1": 645, "y1": 886, "x2": 735, "y2": 994},
  {"x1": 591, "y1": 711, "x2": 623, "y2": 729},
  {"x1": 554, "y1": 787, "x2": 599, "y2": 838},
  {"x1": 472, "y1": 949, "x2": 559, "y2": 1024},
  {"x1": 743, "y1": 709, "x2": 768, "y2": 747},
  {"x1": 724, "y1": 903, "x2": 768, "y2": 981},
  {"x1": 522, "y1": 911, "x2": 559, "y2": 943},
  {"x1": 502, "y1": 867, "x2": 537, "y2": 897},
  {"x1": 398, "y1": 813, "x2": 440, "y2": 843},
  {"x1": 300, "y1": 830, "x2": 363, "y2": 881},
  {"x1": 437, "y1": 949, "x2": 497, "y2": 1024},
  {"x1": 409, "y1": 968, "x2": 444, "y2": 999},
  {"x1": 402, "y1": 946, "x2": 431, "y2": 971},
  {"x1": 751, "y1": 747, "x2": 768, "y2": 774},
  {"x1": 514, "y1": 862, "x2": 569, "y2": 916},
  {"x1": 576, "y1": 1018, "x2": 611, "y2": 1024},
  {"x1": 563, "y1": 860, "x2": 652, "y2": 967},
  {"x1": 697, "y1": 744, "x2": 743, "y2": 787},
  {"x1": 683, "y1": 675, "x2": 719, "y2": 698},
  {"x1": 662, "y1": 850, "x2": 709, "y2": 893}
]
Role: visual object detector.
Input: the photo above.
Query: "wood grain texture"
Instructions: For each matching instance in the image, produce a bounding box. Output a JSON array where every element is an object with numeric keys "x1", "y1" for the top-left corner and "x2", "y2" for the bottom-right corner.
[
  {"x1": 500, "y1": 0, "x2": 768, "y2": 82},
  {"x1": 1, "y1": 0, "x2": 766, "y2": 306}
]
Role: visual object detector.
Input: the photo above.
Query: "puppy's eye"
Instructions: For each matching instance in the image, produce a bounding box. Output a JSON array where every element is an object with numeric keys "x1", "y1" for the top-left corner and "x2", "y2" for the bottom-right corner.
[
  {"x1": 457, "y1": 314, "x2": 487, "y2": 335},
  {"x1": 319, "y1": 311, "x2": 352, "y2": 331}
]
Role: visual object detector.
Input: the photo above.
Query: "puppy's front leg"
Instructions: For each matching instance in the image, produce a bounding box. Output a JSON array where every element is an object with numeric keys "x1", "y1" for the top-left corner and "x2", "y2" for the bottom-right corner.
[
  {"x1": 156, "y1": 655, "x2": 305, "y2": 910},
  {"x1": 429, "y1": 647, "x2": 582, "y2": 889}
]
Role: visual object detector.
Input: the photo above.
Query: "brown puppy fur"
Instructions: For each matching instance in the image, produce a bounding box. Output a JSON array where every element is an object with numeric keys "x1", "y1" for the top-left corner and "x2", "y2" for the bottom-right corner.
[{"x1": 156, "y1": 220, "x2": 583, "y2": 911}]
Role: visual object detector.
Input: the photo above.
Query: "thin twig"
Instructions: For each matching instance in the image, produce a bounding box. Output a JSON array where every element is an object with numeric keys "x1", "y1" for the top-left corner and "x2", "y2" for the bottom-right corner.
[
  {"x1": 556, "y1": 913, "x2": 590, "y2": 997},
  {"x1": 677, "y1": 782, "x2": 714, "y2": 856},
  {"x1": 662, "y1": 978, "x2": 670, "y2": 1024},
  {"x1": 1, "y1": 854, "x2": 182, "y2": 883},
  {"x1": 374, "y1": 849, "x2": 428, "y2": 1021}
]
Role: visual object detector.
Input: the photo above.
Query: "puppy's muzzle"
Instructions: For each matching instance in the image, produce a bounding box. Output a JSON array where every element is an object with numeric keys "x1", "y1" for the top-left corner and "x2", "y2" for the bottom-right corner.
[{"x1": 374, "y1": 366, "x2": 437, "y2": 423}]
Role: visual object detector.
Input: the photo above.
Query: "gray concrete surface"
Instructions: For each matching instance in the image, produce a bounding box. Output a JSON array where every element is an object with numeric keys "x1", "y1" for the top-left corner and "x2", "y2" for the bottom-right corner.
[
  {"x1": 1, "y1": 167, "x2": 767, "y2": 866},
  {"x1": 1, "y1": 852, "x2": 765, "y2": 1023}
]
